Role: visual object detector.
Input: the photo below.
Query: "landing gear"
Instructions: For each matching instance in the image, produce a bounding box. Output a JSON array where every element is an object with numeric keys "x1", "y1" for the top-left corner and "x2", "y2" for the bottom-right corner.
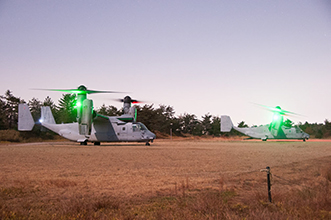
[
  {"x1": 94, "y1": 142, "x2": 101, "y2": 145},
  {"x1": 80, "y1": 141, "x2": 87, "y2": 145},
  {"x1": 145, "y1": 142, "x2": 150, "y2": 146}
]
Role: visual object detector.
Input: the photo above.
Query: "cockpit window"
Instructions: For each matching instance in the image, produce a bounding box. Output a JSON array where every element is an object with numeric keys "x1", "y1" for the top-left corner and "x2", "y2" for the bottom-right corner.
[
  {"x1": 132, "y1": 123, "x2": 148, "y2": 132},
  {"x1": 294, "y1": 126, "x2": 303, "y2": 133},
  {"x1": 137, "y1": 122, "x2": 147, "y2": 130},
  {"x1": 132, "y1": 124, "x2": 139, "y2": 132}
]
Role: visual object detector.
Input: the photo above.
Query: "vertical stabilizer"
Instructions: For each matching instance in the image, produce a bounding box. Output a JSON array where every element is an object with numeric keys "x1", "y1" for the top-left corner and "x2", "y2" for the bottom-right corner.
[
  {"x1": 40, "y1": 106, "x2": 56, "y2": 124},
  {"x1": 18, "y1": 104, "x2": 35, "y2": 131},
  {"x1": 221, "y1": 115, "x2": 233, "y2": 132}
]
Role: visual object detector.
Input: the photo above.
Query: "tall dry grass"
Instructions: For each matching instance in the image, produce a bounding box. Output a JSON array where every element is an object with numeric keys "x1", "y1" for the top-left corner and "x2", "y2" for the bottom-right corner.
[
  {"x1": 0, "y1": 129, "x2": 62, "y2": 143},
  {"x1": 1, "y1": 168, "x2": 330, "y2": 220},
  {"x1": 0, "y1": 130, "x2": 22, "y2": 142},
  {"x1": 1, "y1": 140, "x2": 331, "y2": 219}
]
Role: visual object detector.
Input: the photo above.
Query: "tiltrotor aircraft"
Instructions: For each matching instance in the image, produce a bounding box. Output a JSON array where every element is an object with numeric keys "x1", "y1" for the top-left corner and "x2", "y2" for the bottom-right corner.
[
  {"x1": 221, "y1": 105, "x2": 310, "y2": 141},
  {"x1": 18, "y1": 85, "x2": 156, "y2": 145}
]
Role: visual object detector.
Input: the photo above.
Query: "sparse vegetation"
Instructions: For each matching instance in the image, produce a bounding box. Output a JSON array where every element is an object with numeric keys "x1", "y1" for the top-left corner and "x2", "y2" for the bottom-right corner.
[
  {"x1": 0, "y1": 175, "x2": 330, "y2": 219},
  {"x1": 0, "y1": 129, "x2": 22, "y2": 142},
  {"x1": 0, "y1": 129, "x2": 60, "y2": 143},
  {"x1": 1, "y1": 140, "x2": 331, "y2": 219}
]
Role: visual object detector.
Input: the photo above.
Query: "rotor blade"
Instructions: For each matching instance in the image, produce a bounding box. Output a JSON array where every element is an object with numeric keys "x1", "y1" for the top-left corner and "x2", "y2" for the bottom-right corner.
[
  {"x1": 252, "y1": 103, "x2": 301, "y2": 116},
  {"x1": 113, "y1": 96, "x2": 145, "y2": 104},
  {"x1": 84, "y1": 89, "x2": 121, "y2": 94},
  {"x1": 33, "y1": 88, "x2": 86, "y2": 94},
  {"x1": 33, "y1": 88, "x2": 122, "y2": 95}
]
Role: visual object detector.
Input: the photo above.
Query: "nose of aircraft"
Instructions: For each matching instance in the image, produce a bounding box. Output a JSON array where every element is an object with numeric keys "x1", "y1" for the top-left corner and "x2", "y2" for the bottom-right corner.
[
  {"x1": 150, "y1": 131, "x2": 156, "y2": 140},
  {"x1": 146, "y1": 131, "x2": 156, "y2": 140}
]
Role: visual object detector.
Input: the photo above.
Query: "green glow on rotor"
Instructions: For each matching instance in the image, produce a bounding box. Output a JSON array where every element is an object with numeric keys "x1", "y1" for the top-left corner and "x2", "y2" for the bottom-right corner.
[
  {"x1": 49, "y1": 89, "x2": 87, "y2": 94},
  {"x1": 76, "y1": 101, "x2": 82, "y2": 108},
  {"x1": 272, "y1": 112, "x2": 283, "y2": 125}
]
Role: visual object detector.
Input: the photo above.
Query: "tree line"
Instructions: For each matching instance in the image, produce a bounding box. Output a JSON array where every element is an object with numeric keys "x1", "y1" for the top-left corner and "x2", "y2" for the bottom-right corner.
[{"x1": 1, "y1": 90, "x2": 330, "y2": 138}]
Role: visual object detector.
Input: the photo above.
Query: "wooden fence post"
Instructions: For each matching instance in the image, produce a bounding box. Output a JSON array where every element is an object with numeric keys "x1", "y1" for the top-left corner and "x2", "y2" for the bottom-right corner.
[{"x1": 261, "y1": 166, "x2": 272, "y2": 203}]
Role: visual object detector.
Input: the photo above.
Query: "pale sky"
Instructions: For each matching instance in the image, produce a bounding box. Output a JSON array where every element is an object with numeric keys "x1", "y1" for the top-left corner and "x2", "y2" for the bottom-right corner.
[{"x1": 1, "y1": 1, "x2": 330, "y2": 126}]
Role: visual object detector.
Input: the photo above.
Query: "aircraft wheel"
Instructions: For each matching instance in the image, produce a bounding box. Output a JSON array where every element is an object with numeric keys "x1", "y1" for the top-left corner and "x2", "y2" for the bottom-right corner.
[
  {"x1": 145, "y1": 142, "x2": 150, "y2": 146},
  {"x1": 94, "y1": 142, "x2": 100, "y2": 145},
  {"x1": 303, "y1": 139, "x2": 306, "y2": 142},
  {"x1": 80, "y1": 141, "x2": 87, "y2": 145}
]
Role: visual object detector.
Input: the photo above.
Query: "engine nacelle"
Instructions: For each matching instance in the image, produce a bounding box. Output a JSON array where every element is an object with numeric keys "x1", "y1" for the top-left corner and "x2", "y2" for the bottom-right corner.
[
  {"x1": 79, "y1": 99, "x2": 93, "y2": 135},
  {"x1": 129, "y1": 106, "x2": 137, "y2": 121}
]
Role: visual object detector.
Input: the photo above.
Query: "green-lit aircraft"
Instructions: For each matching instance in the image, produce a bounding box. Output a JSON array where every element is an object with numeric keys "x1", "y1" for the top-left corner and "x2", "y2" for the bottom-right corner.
[
  {"x1": 18, "y1": 85, "x2": 156, "y2": 145},
  {"x1": 221, "y1": 105, "x2": 310, "y2": 141}
]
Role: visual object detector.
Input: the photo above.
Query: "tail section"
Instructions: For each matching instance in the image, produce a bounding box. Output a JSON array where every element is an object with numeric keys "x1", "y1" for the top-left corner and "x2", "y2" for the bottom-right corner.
[
  {"x1": 40, "y1": 106, "x2": 56, "y2": 124},
  {"x1": 221, "y1": 115, "x2": 233, "y2": 132},
  {"x1": 18, "y1": 104, "x2": 35, "y2": 131}
]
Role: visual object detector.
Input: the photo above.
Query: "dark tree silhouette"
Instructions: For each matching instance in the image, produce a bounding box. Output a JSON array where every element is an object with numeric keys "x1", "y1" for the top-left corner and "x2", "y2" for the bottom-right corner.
[
  {"x1": 57, "y1": 94, "x2": 77, "y2": 123},
  {"x1": 0, "y1": 90, "x2": 24, "y2": 129}
]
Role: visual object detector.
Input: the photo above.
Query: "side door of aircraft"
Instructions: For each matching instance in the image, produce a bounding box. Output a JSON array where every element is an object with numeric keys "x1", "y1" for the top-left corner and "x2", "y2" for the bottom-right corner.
[{"x1": 118, "y1": 124, "x2": 128, "y2": 141}]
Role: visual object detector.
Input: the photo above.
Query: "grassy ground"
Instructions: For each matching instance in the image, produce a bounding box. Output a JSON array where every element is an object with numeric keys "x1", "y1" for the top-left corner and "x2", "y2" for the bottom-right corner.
[{"x1": 1, "y1": 139, "x2": 331, "y2": 219}]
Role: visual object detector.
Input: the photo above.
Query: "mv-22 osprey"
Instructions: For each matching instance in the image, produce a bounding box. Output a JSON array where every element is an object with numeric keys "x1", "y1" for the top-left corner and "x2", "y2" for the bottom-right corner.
[
  {"x1": 18, "y1": 85, "x2": 156, "y2": 145},
  {"x1": 221, "y1": 105, "x2": 310, "y2": 141}
]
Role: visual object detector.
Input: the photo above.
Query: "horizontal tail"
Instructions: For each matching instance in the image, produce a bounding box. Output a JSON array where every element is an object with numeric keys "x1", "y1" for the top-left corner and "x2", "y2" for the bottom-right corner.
[
  {"x1": 221, "y1": 115, "x2": 233, "y2": 132},
  {"x1": 18, "y1": 104, "x2": 35, "y2": 131}
]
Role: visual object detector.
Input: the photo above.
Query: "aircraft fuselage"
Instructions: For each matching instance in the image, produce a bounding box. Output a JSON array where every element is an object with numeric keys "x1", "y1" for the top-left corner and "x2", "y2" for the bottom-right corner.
[
  {"x1": 42, "y1": 119, "x2": 156, "y2": 144},
  {"x1": 233, "y1": 124, "x2": 309, "y2": 140}
]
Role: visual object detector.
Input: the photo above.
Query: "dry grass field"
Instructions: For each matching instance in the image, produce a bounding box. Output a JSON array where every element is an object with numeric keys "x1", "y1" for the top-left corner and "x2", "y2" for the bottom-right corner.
[{"x1": 1, "y1": 138, "x2": 331, "y2": 219}]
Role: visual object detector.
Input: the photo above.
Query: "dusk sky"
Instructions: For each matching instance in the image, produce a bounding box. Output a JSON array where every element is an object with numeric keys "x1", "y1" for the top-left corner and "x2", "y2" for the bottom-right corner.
[{"x1": 1, "y1": 1, "x2": 330, "y2": 126}]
